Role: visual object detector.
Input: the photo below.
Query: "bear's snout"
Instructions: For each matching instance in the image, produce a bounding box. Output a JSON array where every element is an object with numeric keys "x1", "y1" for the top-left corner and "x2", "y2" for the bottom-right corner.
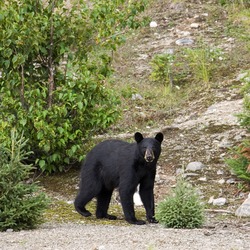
[{"x1": 144, "y1": 148, "x2": 155, "y2": 162}]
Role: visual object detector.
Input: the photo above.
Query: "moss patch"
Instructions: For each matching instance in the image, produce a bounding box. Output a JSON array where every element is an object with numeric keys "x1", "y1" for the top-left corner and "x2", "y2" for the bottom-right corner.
[{"x1": 43, "y1": 197, "x2": 146, "y2": 225}]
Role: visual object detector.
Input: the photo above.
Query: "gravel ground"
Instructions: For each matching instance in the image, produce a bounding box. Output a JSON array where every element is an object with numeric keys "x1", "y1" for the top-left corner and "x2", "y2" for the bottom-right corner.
[{"x1": 1, "y1": 222, "x2": 250, "y2": 250}]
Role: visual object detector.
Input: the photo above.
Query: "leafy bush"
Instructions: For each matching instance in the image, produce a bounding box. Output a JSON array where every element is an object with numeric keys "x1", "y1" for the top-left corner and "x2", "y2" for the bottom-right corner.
[
  {"x1": 0, "y1": 0, "x2": 148, "y2": 172},
  {"x1": 155, "y1": 178, "x2": 205, "y2": 229},
  {"x1": 0, "y1": 130, "x2": 49, "y2": 232},
  {"x1": 219, "y1": 0, "x2": 250, "y2": 7},
  {"x1": 226, "y1": 152, "x2": 250, "y2": 182},
  {"x1": 149, "y1": 46, "x2": 223, "y2": 91},
  {"x1": 150, "y1": 52, "x2": 175, "y2": 88}
]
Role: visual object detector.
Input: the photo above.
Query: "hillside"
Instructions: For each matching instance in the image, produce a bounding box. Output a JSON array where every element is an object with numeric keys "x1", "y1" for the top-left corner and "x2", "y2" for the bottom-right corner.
[
  {"x1": 111, "y1": 0, "x2": 250, "y2": 215},
  {"x1": 39, "y1": 0, "x2": 250, "y2": 228},
  {"x1": 1, "y1": 0, "x2": 250, "y2": 249}
]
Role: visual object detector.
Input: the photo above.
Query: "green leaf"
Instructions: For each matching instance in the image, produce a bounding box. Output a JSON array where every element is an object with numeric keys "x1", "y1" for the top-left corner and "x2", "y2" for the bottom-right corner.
[
  {"x1": 77, "y1": 102, "x2": 83, "y2": 110},
  {"x1": 20, "y1": 119, "x2": 27, "y2": 126},
  {"x1": 38, "y1": 159, "x2": 45, "y2": 169}
]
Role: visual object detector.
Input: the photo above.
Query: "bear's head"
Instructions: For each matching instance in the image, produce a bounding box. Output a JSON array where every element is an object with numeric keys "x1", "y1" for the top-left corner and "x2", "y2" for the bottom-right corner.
[{"x1": 134, "y1": 132, "x2": 163, "y2": 163}]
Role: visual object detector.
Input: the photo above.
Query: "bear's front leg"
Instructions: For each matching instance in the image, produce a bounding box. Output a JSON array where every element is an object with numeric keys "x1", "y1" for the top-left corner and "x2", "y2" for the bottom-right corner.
[
  {"x1": 119, "y1": 188, "x2": 146, "y2": 225},
  {"x1": 139, "y1": 178, "x2": 158, "y2": 223}
]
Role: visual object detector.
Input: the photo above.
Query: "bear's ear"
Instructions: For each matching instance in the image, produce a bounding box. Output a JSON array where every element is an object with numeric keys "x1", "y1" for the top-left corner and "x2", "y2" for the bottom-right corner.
[
  {"x1": 155, "y1": 132, "x2": 163, "y2": 143},
  {"x1": 134, "y1": 132, "x2": 144, "y2": 143}
]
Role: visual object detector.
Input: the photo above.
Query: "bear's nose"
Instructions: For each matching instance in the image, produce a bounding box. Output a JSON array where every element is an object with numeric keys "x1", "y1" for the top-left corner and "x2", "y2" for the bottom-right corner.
[
  {"x1": 146, "y1": 156, "x2": 154, "y2": 162},
  {"x1": 144, "y1": 149, "x2": 155, "y2": 162}
]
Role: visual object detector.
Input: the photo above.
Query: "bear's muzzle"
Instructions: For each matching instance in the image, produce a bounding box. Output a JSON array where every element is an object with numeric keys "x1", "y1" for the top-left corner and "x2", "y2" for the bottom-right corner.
[{"x1": 144, "y1": 148, "x2": 155, "y2": 162}]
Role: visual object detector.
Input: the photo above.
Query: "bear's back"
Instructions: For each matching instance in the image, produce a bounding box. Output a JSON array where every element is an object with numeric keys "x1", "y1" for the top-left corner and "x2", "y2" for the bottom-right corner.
[
  {"x1": 88, "y1": 139, "x2": 135, "y2": 161},
  {"x1": 83, "y1": 140, "x2": 137, "y2": 188}
]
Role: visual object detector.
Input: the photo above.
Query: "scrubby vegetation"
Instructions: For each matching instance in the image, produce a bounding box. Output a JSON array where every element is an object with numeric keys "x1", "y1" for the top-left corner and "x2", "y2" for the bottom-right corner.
[
  {"x1": 0, "y1": 0, "x2": 149, "y2": 173},
  {"x1": 226, "y1": 70, "x2": 250, "y2": 182},
  {"x1": 0, "y1": 130, "x2": 49, "y2": 231},
  {"x1": 155, "y1": 178, "x2": 205, "y2": 229}
]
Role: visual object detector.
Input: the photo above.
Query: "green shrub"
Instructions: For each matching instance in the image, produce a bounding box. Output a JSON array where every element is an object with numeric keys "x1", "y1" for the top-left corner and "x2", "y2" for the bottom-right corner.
[
  {"x1": 150, "y1": 52, "x2": 175, "y2": 88},
  {"x1": 225, "y1": 70, "x2": 250, "y2": 183},
  {"x1": 149, "y1": 46, "x2": 223, "y2": 91},
  {"x1": 155, "y1": 178, "x2": 205, "y2": 229},
  {"x1": 0, "y1": 130, "x2": 49, "y2": 232},
  {"x1": 0, "y1": 0, "x2": 148, "y2": 172},
  {"x1": 226, "y1": 153, "x2": 250, "y2": 182},
  {"x1": 218, "y1": 0, "x2": 250, "y2": 7},
  {"x1": 184, "y1": 47, "x2": 223, "y2": 84}
]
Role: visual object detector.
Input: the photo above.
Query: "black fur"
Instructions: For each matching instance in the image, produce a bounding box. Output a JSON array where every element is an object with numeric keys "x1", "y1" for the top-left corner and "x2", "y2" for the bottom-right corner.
[{"x1": 74, "y1": 132, "x2": 163, "y2": 225}]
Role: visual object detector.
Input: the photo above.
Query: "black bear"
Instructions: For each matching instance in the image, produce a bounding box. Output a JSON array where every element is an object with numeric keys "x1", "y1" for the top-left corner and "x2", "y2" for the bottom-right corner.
[{"x1": 74, "y1": 132, "x2": 163, "y2": 225}]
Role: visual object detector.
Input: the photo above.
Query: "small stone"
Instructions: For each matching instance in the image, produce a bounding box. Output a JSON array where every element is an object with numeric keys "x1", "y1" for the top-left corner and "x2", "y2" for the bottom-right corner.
[
  {"x1": 186, "y1": 162, "x2": 206, "y2": 172},
  {"x1": 198, "y1": 177, "x2": 207, "y2": 181},
  {"x1": 208, "y1": 196, "x2": 214, "y2": 204},
  {"x1": 132, "y1": 93, "x2": 143, "y2": 100},
  {"x1": 190, "y1": 23, "x2": 200, "y2": 28},
  {"x1": 226, "y1": 178, "x2": 235, "y2": 184},
  {"x1": 218, "y1": 179, "x2": 225, "y2": 184},
  {"x1": 212, "y1": 197, "x2": 227, "y2": 206},
  {"x1": 6, "y1": 229, "x2": 14, "y2": 232},
  {"x1": 218, "y1": 140, "x2": 232, "y2": 149},
  {"x1": 178, "y1": 31, "x2": 191, "y2": 37},
  {"x1": 217, "y1": 169, "x2": 224, "y2": 175},
  {"x1": 175, "y1": 38, "x2": 194, "y2": 46},
  {"x1": 202, "y1": 13, "x2": 209, "y2": 17},
  {"x1": 150, "y1": 21, "x2": 158, "y2": 28}
]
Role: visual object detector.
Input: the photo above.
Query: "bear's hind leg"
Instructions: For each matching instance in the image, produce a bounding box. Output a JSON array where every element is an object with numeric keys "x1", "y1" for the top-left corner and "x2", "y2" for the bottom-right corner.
[
  {"x1": 74, "y1": 191, "x2": 95, "y2": 217},
  {"x1": 96, "y1": 187, "x2": 117, "y2": 220}
]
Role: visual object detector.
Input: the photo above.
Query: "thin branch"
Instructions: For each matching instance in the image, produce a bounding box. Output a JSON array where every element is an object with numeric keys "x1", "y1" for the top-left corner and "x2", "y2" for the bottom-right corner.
[
  {"x1": 20, "y1": 64, "x2": 25, "y2": 108},
  {"x1": 48, "y1": 0, "x2": 55, "y2": 108},
  {"x1": 205, "y1": 209, "x2": 234, "y2": 214}
]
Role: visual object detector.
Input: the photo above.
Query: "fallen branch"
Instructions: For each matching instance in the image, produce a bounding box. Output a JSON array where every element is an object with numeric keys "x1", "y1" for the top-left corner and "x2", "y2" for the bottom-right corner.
[{"x1": 205, "y1": 209, "x2": 234, "y2": 214}]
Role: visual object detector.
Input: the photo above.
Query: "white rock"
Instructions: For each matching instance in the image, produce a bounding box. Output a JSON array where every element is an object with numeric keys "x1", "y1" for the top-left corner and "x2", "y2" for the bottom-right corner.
[
  {"x1": 212, "y1": 197, "x2": 227, "y2": 206},
  {"x1": 190, "y1": 23, "x2": 200, "y2": 28},
  {"x1": 218, "y1": 179, "x2": 225, "y2": 184},
  {"x1": 217, "y1": 169, "x2": 224, "y2": 175},
  {"x1": 226, "y1": 178, "x2": 235, "y2": 184},
  {"x1": 208, "y1": 196, "x2": 214, "y2": 204},
  {"x1": 178, "y1": 31, "x2": 191, "y2": 37},
  {"x1": 150, "y1": 21, "x2": 158, "y2": 28},
  {"x1": 175, "y1": 37, "x2": 194, "y2": 46},
  {"x1": 186, "y1": 162, "x2": 206, "y2": 171},
  {"x1": 132, "y1": 93, "x2": 143, "y2": 100},
  {"x1": 198, "y1": 177, "x2": 207, "y2": 181}
]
